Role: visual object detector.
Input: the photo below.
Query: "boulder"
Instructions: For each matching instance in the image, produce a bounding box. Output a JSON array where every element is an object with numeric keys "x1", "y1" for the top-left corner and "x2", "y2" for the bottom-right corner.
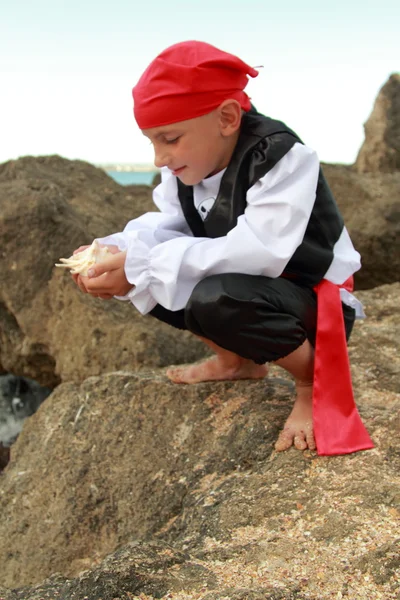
[
  {"x1": 0, "y1": 283, "x2": 398, "y2": 599},
  {"x1": 323, "y1": 164, "x2": 400, "y2": 289},
  {"x1": 0, "y1": 156, "x2": 207, "y2": 387},
  {"x1": 152, "y1": 171, "x2": 162, "y2": 187},
  {"x1": 355, "y1": 73, "x2": 400, "y2": 173}
]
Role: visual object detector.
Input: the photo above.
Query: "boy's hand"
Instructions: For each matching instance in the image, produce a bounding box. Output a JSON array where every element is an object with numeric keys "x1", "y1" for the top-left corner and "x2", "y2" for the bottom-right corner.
[
  {"x1": 72, "y1": 243, "x2": 120, "y2": 257},
  {"x1": 72, "y1": 246, "x2": 133, "y2": 299}
]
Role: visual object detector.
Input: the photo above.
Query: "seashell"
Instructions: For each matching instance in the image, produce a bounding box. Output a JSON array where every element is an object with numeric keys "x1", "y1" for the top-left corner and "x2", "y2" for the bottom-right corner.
[{"x1": 55, "y1": 240, "x2": 111, "y2": 276}]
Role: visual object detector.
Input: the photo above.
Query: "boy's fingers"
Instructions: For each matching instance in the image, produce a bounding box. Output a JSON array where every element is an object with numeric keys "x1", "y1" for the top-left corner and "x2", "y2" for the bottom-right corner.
[
  {"x1": 87, "y1": 252, "x2": 126, "y2": 278},
  {"x1": 75, "y1": 275, "x2": 89, "y2": 293},
  {"x1": 81, "y1": 272, "x2": 116, "y2": 293},
  {"x1": 71, "y1": 272, "x2": 87, "y2": 292}
]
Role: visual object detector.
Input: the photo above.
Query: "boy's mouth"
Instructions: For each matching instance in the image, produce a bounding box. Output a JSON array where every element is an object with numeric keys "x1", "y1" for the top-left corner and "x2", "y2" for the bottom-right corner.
[{"x1": 172, "y1": 166, "x2": 186, "y2": 176}]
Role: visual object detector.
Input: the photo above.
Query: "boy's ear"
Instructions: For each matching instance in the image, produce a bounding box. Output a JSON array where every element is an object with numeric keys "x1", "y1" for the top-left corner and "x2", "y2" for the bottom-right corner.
[{"x1": 218, "y1": 100, "x2": 242, "y2": 135}]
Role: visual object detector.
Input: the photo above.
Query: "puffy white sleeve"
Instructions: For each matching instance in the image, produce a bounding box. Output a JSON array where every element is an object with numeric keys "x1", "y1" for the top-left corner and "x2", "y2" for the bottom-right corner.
[{"x1": 122, "y1": 143, "x2": 321, "y2": 314}]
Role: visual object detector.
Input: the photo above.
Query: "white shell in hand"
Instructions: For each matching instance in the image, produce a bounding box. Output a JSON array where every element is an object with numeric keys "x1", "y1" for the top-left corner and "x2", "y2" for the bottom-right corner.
[{"x1": 55, "y1": 240, "x2": 111, "y2": 276}]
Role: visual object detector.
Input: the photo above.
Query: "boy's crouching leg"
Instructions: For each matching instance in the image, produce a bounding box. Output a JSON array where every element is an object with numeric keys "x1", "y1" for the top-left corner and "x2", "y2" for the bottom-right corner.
[
  {"x1": 166, "y1": 275, "x2": 268, "y2": 384},
  {"x1": 274, "y1": 339, "x2": 316, "y2": 452},
  {"x1": 274, "y1": 302, "x2": 356, "y2": 452}
]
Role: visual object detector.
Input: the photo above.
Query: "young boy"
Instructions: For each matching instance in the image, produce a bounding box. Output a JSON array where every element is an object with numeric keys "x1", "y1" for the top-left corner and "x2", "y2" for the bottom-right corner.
[{"x1": 73, "y1": 41, "x2": 373, "y2": 456}]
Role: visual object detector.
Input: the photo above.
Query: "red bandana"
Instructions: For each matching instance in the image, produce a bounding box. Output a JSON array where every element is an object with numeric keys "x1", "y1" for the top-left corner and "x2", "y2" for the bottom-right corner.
[{"x1": 132, "y1": 40, "x2": 259, "y2": 129}]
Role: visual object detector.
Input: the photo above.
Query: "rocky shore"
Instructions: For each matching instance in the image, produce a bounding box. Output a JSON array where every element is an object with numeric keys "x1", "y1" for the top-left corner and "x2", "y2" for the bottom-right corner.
[{"x1": 0, "y1": 74, "x2": 399, "y2": 600}]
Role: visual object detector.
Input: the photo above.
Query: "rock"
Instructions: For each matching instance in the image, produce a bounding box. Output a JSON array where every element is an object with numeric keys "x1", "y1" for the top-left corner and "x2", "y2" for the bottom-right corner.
[
  {"x1": 0, "y1": 155, "x2": 207, "y2": 387},
  {"x1": 0, "y1": 542, "x2": 217, "y2": 599},
  {"x1": 353, "y1": 539, "x2": 400, "y2": 586},
  {"x1": 152, "y1": 171, "x2": 162, "y2": 186},
  {"x1": 355, "y1": 73, "x2": 400, "y2": 173},
  {"x1": 0, "y1": 283, "x2": 398, "y2": 599},
  {"x1": 322, "y1": 163, "x2": 400, "y2": 289}
]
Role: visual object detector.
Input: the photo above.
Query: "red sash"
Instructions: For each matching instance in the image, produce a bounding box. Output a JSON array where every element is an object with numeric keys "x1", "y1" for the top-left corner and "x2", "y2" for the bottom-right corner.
[{"x1": 312, "y1": 277, "x2": 374, "y2": 455}]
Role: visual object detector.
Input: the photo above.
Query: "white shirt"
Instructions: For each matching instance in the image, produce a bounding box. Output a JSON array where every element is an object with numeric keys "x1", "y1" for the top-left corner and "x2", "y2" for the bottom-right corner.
[{"x1": 98, "y1": 143, "x2": 364, "y2": 317}]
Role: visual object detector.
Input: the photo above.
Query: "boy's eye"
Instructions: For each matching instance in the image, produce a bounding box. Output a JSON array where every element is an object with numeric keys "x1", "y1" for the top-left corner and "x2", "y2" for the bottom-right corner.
[{"x1": 165, "y1": 136, "x2": 180, "y2": 144}]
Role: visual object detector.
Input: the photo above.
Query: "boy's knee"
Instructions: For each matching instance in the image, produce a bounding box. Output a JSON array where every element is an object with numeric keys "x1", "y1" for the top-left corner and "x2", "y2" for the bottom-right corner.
[
  {"x1": 186, "y1": 274, "x2": 223, "y2": 311},
  {"x1": 185, "y1": 274, "x2": 234, "y2": 333}
]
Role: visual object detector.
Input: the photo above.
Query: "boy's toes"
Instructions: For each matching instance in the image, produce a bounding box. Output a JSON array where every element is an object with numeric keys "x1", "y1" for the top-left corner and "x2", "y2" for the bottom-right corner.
[
  {"x1": 275, "y1": 426, "x2": 316, "y2": 452},
  {"x1": 306, "y1": 430, "x2": 316, "y2": 451},
  {"x1": 274, "y1": 429, "x2": 294, "y2": 452},
  {"x1": 293, "y1": 434, "x2": 308, "y2": 450},
  {"x1": 166, "y1": 366, "x2": 184, "y2": 383}
]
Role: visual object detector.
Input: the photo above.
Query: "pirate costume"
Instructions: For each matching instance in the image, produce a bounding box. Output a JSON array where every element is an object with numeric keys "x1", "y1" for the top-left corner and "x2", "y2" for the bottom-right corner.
[{"x1": 98, "y1": 40, "x2": 373, "y2": 456}]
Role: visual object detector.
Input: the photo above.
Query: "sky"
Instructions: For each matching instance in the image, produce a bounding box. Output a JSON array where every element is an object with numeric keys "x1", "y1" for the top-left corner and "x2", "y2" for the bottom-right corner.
[{"x1": 1, "y1": 0, "x2": 398, "y2": 167}]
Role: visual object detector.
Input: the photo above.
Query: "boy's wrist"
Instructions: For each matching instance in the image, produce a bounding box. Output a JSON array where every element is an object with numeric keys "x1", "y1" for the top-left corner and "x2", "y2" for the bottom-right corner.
[{"x1": 115, "y1": 284, "x2": 136, "y2": 301}]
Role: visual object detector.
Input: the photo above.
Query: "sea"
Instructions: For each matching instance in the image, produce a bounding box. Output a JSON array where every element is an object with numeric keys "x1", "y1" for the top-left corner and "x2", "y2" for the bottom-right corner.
[{"x1": 106, "y1": 170, "x2": 158, "y2": 186}]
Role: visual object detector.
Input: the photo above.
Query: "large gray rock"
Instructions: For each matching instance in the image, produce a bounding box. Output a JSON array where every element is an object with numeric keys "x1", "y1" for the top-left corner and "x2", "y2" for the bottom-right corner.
[
  {"x1": 0, "y1": 283, "x2": 398, "y2": 599},
  {"x1": 355, "y1": 73, "x2": 400, "y2": 173}
]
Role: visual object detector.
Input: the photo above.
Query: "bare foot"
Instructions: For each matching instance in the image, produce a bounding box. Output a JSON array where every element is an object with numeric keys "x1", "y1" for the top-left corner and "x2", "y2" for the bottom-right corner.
[
  {"x1": 166, "y1": 356, "x2": 268, "y2": 384},
  {"x1": 275, "y1": 381, "x2": 316, "y2": 452}
]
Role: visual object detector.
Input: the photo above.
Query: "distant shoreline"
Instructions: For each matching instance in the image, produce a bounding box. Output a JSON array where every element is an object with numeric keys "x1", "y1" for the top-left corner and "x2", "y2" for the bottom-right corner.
[
  {"x1": 97, "y1": 163, "x2": 158, "y2": 173},
  {"x1": 107, "y1": 169, "x2": 158, "y2": 186}
]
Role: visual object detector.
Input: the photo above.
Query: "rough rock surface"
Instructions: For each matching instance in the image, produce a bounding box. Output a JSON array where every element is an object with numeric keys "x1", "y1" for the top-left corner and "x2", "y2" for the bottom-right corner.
[
  {"x1": 152, "y1": 171, "x2": 162, "y2": 187},
  {"x1": 0, "y1": 156, "x2": 206, "y2": 388},
  {"x1": 355, "y1": 73, "x2": 400, "y2": 173},
  {"x1": 0, "y1": 283, "x2": 398, "y2": 599},
  {"x1": 322, "y1": 164, "x2": 400, "y2": 290}
]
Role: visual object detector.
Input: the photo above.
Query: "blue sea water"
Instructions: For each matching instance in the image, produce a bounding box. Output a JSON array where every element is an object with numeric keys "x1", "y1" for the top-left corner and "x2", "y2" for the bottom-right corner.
[{"x1": 107, "y1": 170, "x2": 158, "y2": 186}]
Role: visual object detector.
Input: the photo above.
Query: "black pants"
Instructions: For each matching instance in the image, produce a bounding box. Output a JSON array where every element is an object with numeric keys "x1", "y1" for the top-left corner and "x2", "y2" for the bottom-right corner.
[{"x1": 149, "y1": 274, "x2": 356, "y2": 364}]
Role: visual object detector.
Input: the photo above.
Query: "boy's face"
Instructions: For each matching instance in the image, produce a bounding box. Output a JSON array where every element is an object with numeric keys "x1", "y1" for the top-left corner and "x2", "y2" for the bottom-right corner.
[{"x1": 142, "y1": 109, "x2": 236, "y2": 186}]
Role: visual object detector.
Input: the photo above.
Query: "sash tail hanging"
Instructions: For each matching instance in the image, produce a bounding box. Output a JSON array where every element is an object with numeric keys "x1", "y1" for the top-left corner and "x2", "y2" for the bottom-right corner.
[{"x1": 312, "y1": 277, "x2": 374, "y2": 456}]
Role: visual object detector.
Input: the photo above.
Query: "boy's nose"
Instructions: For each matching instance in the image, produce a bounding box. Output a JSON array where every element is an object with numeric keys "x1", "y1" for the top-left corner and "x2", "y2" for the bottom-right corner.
[{"x1": 154, "y1": 149, "x2": 170, "y2": 169}]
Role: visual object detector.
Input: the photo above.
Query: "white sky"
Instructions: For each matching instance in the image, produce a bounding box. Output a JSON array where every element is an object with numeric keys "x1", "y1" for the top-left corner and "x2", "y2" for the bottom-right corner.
[{"x1": 1, "y1": 0, "x2": 398, "y2": 166}]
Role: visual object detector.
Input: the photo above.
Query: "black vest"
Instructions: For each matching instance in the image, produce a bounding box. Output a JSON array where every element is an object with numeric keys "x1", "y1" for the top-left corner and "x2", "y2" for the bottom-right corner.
[{"x1": 177, "y1": 109, "x2": 344, "y2": 286}]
